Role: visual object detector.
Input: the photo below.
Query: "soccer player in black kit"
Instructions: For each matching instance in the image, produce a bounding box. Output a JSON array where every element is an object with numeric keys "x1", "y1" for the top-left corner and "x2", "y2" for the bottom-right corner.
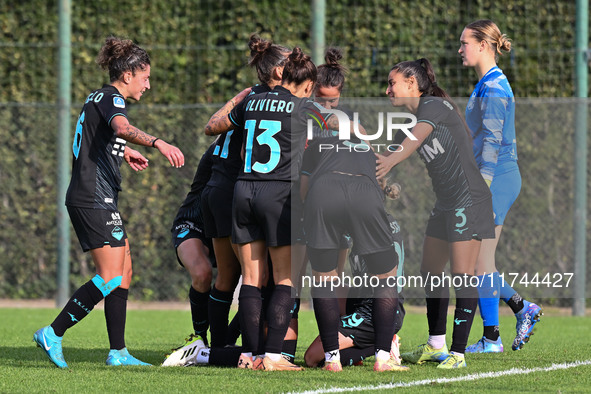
[
  {"x1": 201, "y1": 35, "x2": 290, "y2": 351},
  {"x1": 376, "y1": 58, "x2": 495, "y2": 369},
  {"x1": 33, "y1": 36, "x2": 184, "y2": 368},
  {"x1": 162, "y1": 143, "x2": 216, "y2": 367},
  {"x1": 205, "y1": 47, "x2": 318, "y2": 371}
]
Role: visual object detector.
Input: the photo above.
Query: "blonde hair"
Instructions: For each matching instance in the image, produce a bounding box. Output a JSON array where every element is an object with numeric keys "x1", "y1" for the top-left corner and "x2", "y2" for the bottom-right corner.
[{"x1": 465, "y1": 19, "x2": 511, "y2": 58}]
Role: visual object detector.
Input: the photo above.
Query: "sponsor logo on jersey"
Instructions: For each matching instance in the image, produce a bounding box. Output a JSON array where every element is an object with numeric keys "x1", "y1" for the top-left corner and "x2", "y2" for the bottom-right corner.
[
  {"x1": 113, "y1": 96, "x2": 125, "y2": 108},
  {"x1": 111, "y1": 226, "x2": 124, "y2": 241},
  {"x1": 418, "y1": 137, "x2": 445, "y2": 163}
]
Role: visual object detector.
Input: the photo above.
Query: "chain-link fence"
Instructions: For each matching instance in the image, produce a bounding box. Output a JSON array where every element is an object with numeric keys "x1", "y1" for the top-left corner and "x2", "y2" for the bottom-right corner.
[{"x1": 0, "y1": 0, "x2": 588, "y2": 303}]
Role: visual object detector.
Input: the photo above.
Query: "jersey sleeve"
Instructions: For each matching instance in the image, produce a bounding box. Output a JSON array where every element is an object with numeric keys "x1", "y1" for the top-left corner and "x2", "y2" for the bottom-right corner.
[
  {"x1": 97, "y1": 93, "x2": 127, "y2": 126},
  {"x1": 228, "y1": 95, "x2": 249, "y2": 128},
  {"x1": 477, "y1": 86, "x2": 510, "y2": 181}
]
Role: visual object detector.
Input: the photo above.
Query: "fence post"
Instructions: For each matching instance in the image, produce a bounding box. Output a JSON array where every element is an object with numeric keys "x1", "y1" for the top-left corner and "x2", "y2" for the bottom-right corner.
[
  {"x1": 311, "y1": 0, "x2": 325, "y2": 66},
  {"x1": 573, "y1": 0, "x2": 588, "y2": 316},
  {"x1": 56, "y1": 0, "x2": 71, "y2": 308}
]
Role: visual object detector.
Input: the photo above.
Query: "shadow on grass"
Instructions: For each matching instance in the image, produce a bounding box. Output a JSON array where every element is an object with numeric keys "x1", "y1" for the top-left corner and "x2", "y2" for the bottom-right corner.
[{"x1": 1, "y1": 346, "x2": 166, "y2": 367}]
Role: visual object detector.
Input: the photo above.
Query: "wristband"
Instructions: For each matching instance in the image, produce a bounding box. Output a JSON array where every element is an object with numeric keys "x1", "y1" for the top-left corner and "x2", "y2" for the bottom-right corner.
[{"x1": 151, "y1": 138, "x2": 160, "y2": 147}]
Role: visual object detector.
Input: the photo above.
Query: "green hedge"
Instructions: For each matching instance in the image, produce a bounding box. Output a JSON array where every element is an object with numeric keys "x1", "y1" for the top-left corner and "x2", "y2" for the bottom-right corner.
[{"x1": 0, "y1": 0, "x2": 588, "y2": 302}]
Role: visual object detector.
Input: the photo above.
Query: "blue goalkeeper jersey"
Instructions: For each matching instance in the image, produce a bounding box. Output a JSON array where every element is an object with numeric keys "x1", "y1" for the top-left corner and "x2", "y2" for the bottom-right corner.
[{"x1": 465, "y1": 66, "x2": 518, "y2": 182}]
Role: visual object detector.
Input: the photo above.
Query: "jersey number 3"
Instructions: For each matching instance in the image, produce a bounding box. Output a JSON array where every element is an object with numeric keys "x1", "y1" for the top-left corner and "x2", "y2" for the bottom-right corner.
[{"x1": 244, "y1": 119, "x2": 281, "y2": 173}]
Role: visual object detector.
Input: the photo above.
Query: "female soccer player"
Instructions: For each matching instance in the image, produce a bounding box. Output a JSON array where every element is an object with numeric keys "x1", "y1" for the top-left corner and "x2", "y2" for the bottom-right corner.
[
  {"x1": 33, "y1": 36, "x2": 184, "y2": 368},
  {"x1": 302, "y1": 115, "x2": 404, "y2": 372},
  {"x1": 201, "y1": 34, "x2": 290, "y2": 350},
  {"x1": 459, "y1": 20, "x2": 541, "y2": 353},
  {"x1": 376, "y1": 58, "x2": 495, "y2": 369},
  {"x1": 205, "y1": 47, "x2": 317, "y2": 371},
  {"x1": 162, "y1": 143, "x2": 215, "y2": 367}
]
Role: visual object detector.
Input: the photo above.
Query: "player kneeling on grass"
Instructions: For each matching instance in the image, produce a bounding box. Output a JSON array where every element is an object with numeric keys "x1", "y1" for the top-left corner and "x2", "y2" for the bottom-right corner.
[
  {"x1": 162, "y1": 144, "x2": 217, "y2": 367},
  {"x1": 34, "y1": 36, "x2": 184, "y2": 368},
  {"x1": 304, "y1": 213, "x2": 408, "y2": 372}
]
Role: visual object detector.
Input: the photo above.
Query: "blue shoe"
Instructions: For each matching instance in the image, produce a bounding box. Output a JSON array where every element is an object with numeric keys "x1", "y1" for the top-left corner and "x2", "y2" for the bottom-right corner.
[
  {"x1": 33, "y1": 326, "x2": 68, "y2": 368},
  {"x1": 106, "y1": 348, "x2": 152, "y2": 366},
  {"x1": 466, "y1": 336, "x2": 504, "y2": 353},
  {"x1": 513, "y1": 302, "x2": 543, "y2": 351}
]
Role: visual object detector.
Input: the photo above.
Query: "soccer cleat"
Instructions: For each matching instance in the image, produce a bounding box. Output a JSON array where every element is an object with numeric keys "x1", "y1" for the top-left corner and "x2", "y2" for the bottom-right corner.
[
  {"x1": 374, "y1": 357, "x2": 410, "y2": 372},
  {"x1": 513, "y1": 302, "x2": 543, "y2": 351},
  {"x1": 261, "y1": 356, "x2": 304, "y2": 371},
  {"x1": 390, "y1": 334, "x2": 402, "y2": 364},
  {"x1": 436, "y1": 353, "x2": 466, "y2": 369},
  {"x1": 106, "y1": 348, "x2": 151, "y2": 366},
  {"x1": 466, "y1": 336, "x2": 504, "y2": 353},
  {"x1": 237, "y1": 353, "x2": 254, "y2": 369},
  {"x1": 401, "y1": 343, "x2": 449, "y2": 364},
  {"x1": 252, "y1": 356, "x2": 264, "y2": 370},
  {"x1": 162, "y1": 334, "x2": 206, "y2": 367},
  {"x1": 322, "y1": 360, "x2": 342, "y2": 372},
  {"x1": 33, "y1": 326, "x2": 68, "y2": 369}
]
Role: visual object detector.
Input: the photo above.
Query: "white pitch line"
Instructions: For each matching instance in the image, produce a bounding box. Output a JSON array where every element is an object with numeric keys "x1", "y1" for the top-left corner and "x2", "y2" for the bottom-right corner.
[{"x1": 291, "y1": 360, "x2": 591, "y2": 394}]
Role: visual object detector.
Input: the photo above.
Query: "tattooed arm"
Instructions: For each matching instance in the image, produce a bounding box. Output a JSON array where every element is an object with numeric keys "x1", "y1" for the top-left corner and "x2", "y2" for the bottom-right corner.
[
  {"x1": 111, "y1": 116, "x2": 185, "y2": 168},
  {"x1": 204, "y1": 87, "x2": 252, "y2": 136}
]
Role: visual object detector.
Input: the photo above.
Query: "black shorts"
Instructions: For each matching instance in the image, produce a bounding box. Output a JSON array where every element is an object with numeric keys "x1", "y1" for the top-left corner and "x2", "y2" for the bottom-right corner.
[
  {"x1": 304, "y1": 174, "x2": 393, "y2": 256},
  {"x1": 425, "y1": 199, "x2": 495, "y2": 242},
  {"x1": 291, "y1": 189, "x2": 305, "y2": 245},
  {"x1": 171, "y1": 220, "x2": 216, "y2": 268},
  {"x1": 201, "y1": 185, "x2": 234, "y2": 238},
  {"x1": 340, "y1": 297, "x2": 406, "y2": 348},
  {"x1": 67, "y1": 206, "x2": 127, "y2": 252},
  {"x1": 232, "y1": 180, "x2": 292, "y2": 246}
]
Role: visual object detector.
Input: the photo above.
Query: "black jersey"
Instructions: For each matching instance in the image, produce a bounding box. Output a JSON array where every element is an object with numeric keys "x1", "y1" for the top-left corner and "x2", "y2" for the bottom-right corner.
[
  {"x1": 414, "y1": 97, "x2": 491, "y2": 211},
  {"x1": 301, "y1": 135, "x2": 380, "y2": 193},
  {"x1": 171, "y1": 144, "x2": 215, "y2": 229},
  {"x1": 207, "y1": 84, "x2": 271, "y2": 192},
  {"x1": 229, "y1": 85, "x2": 320, "y2": 182},
  {"x1": 66, "y1": 85, "x2": 128, "y2": 210}
]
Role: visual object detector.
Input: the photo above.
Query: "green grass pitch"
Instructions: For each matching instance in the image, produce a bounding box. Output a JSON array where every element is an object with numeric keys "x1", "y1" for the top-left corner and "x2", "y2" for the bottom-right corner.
[{"x1": 1, "y1": 306, "x2": 590, "y2": 393}]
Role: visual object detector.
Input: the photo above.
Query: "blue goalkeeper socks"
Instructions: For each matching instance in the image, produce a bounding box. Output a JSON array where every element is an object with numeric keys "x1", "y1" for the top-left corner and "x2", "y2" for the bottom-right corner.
[{"x1": 476, "y1": 273, "x2": 500, "y2": 328}]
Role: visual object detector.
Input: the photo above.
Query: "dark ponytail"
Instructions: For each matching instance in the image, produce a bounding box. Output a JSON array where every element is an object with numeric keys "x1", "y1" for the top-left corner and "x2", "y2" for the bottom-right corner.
[
  {"x1": 96, "y1": 36, "x2": 150, "y2": 83},
  {"x1": 391, "y1": 58, "x2": 471, "y2": 137},
  {"x1": 282, "y1": 47, "x2": 317, "y2": 86},
  {"x1": 248, "y1": 34, "x2": 290, "y2": 85},
  {"x1": 317, "y1": 47, "x2": 347, "y2": 92}
]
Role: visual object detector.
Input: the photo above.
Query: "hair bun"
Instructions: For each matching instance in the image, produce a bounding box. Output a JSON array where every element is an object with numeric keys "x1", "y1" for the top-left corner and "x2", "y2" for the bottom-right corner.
[
  {"x1": 324, "y1": 47, "x2": 343, "y2": 66},
  {"x1": 249, "y1": 34, "x2": 272, "y2": 59},
  {"x1": 497, "y1": 34, "x2": 512, "y2": 53},
  {"x1": 288, "y1": 47, "x2": 307, "y2": 65}
]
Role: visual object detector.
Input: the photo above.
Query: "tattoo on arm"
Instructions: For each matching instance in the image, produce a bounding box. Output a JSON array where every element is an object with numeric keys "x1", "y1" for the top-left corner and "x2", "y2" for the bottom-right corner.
[{"x1": 117, "y1": 123, "x2": 157, "y2": 147}]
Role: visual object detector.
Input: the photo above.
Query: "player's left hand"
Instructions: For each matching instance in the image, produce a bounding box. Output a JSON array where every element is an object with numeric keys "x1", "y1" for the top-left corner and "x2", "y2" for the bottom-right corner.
[
  {"x1": 124, "y1": 147, "x2": 149, "y2": 171},
  {"x1": 154, "y1": 139, "x2": 185, "y2": 168}
]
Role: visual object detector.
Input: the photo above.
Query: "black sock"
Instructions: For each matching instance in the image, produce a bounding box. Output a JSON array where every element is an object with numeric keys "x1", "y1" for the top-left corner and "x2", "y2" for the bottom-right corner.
[
  {"x1": 450, "y1": 277, "x2": 478, "y2": 354},
  {"x1": 104, "y1": 287, "x2": 128, "y2": 350},
  {"x1": 189, "y1": 286, "x2": 210, "y2": 345},
  {"x1": 483, "y1": 325, "x2": 500, "y2": 341},
  {"x1": 265, "y1": 285, "x2": 294, "y2": 354},
  {"x1": 505, "y1": 292, "x2": 525, "y2": 314},
  {"x1": 372, "y1": 279, "x2": 398, "y2": 353},
  {"x1": 208, "y1": 286, "x2": 233, "y2": 347},
  {"x1": 281, "y1": 339, "x2": 297, "y2": 363},
  {"x1": 422, "y1": 271, "x2": 449, "y2": 336},
  {"x1": 339, "y1": 346, "x2": 375, "y2": 366},
  {"x1": 51, "y1": 280, "x2": 104, "y2": 336},
  {"x1": 209, "y1": 346, "x2": 243, "y2": 367},
  {"x1": 312, "y1": 293, "x2": 340, "y2": 354},
  {"x1": 238, "y1": 285, "x2": 262, "y2": 354},
  {"x1": 226, "y1": 312, "x2": 241, "y2": 346}
]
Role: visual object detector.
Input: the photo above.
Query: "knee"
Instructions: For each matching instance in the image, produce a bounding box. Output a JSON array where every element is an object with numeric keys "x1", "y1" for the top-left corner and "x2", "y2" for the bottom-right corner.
[{"x1": 190, "y1": 264, "x2": 213, "y2": 290}]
